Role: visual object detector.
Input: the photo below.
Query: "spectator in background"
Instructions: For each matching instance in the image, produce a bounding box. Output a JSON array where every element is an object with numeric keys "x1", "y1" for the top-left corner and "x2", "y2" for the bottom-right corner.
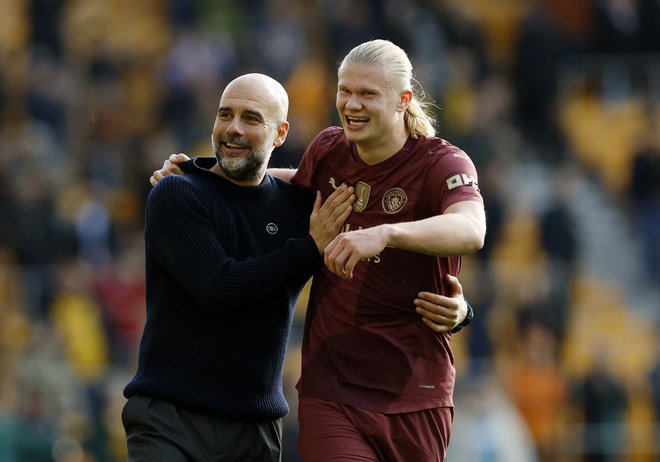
[
  {"x1": 591, "y1": 0, "x2": 642, "y2": 53},
  {"x1": 628, "y1": 129, "x2": 660, "y2": 286},
  {"x1": 512, "y1": 6, "x2": 568, "y2": 161},
  {"x1": 540, "y1": 164, "x2": 579, "y2": 339},
  {"x1": 649, "y1": 327, "x2": 660, "y2": 451},
  {"x1": 507, "y1": 316, "x2": 568, "y2": 462},
  {"x1": 448, "y1": 367, "x2": 539, "y2": 462},
  {"x1": 10, "y1": 167, "x2": 67, "y2": 319},
  {"x1": 577, "y1": 350, "x2": 628, "y2": 462},
  {"x1": 638, "y1": 0, "x2": 660, "y2": 51}
]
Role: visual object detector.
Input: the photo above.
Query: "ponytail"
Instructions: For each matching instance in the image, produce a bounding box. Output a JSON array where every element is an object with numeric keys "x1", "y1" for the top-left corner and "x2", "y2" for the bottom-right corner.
[{"x1": 405, "y1": 93, "x2": 436, "y2": 139}]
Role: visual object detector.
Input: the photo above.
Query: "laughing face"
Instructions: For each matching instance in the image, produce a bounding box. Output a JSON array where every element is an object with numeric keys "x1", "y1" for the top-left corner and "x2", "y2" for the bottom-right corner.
[
  {"x1": 211, "y1": 125, "x2": 274, "y2": 183},
  {"x1": 211, "y1": 75, "x2": 289, "y2": 185},
  {"x1": 336, "y1": 63, "x2": 411, "y2": 160}
]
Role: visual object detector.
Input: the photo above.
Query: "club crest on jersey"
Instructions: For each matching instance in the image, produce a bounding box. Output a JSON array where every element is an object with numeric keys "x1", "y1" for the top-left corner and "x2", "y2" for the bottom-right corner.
[
  {"x1": 266, "y1": 223, "x2": 278, "y2": 235},
  {"x1": 382, "y1": 188, "x2": 407, "y2": 214},
  {"x1": 353, "y1": 181, "x2": 370, "y2": 212}
]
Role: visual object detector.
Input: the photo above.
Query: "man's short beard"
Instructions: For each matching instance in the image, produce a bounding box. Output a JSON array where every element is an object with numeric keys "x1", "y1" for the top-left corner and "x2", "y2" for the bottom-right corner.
[{"x1": 212, "y1": 136, "x2": 270, "y2": 182}]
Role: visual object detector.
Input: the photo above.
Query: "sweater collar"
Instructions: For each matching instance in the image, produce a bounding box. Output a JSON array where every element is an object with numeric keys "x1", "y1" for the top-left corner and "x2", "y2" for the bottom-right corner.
[{"x1": 183, "y1": 156, "x2": 275, "y2": 200}]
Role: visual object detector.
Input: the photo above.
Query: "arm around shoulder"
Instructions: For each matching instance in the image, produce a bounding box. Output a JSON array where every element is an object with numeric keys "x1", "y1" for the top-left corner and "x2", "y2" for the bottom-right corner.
[{"x1": 267, "y1": 168, "x2": 298, "y2": 182}]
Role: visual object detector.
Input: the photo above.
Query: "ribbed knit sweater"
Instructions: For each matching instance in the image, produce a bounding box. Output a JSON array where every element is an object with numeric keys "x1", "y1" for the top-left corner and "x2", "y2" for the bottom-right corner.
[{"x1": 124, "y1": 158, "x2": 319, "y2": 419}]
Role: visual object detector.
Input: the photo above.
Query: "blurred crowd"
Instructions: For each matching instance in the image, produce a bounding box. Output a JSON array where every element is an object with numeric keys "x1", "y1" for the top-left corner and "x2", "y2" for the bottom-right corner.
[{"x1": 0, "y1": 0, "x2": 659, "y2": 461}]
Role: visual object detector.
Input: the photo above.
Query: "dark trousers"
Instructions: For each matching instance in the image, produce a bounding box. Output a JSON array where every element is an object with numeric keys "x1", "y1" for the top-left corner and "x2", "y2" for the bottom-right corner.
[{"x1": 122, "y1": 395, "x2": 282, "y2": 461}]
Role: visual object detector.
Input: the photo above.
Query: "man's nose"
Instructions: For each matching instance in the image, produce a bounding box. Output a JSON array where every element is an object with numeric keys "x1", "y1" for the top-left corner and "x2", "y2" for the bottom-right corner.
[
  {"x1": 345, "y1": 94, "x2": 362, "y2": 110},
  {"x1": 226, "y1": 117, "x2": 245, "y2": 135}
]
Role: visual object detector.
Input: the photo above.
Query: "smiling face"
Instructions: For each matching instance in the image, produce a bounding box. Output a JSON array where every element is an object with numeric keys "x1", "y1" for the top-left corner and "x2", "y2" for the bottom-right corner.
[
  {"x1": 211, "y1": 74, "x2": 289, "y2": 185},
  {"x1": 336, "y1": 62, "x2": 411, "y2": 163}
]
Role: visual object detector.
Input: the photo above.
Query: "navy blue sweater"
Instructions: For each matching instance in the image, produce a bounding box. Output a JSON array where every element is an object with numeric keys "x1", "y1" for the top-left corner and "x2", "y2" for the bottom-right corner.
[{"x1": 124, "y1": 158, "x2": 319, "y2": 419}]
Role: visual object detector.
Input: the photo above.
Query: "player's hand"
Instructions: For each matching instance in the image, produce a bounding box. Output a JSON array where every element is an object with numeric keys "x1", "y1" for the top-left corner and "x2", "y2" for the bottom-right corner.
[
  {"x1": 414, "y1": 274, "x2": 467, "y2": 333},
  {"x1": 323, "y1": 225, "x2": 388, "y2": 279},
  {"x1": 149, "y1": 153, "x2": 190, "y2": 187},
  {"x1": 309, "y1": 185, "x2": 354, "y2": 254}
]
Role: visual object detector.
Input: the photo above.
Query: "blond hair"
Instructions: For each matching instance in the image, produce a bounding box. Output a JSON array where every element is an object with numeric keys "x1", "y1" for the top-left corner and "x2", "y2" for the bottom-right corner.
[{"x1": 339, "y1": 39, "x2": 436, "y2": 138}]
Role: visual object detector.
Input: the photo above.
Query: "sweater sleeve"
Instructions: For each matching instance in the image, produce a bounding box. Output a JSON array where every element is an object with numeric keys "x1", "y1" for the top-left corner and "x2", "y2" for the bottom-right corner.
[{"x1": 145, "y1": 176, "x2": 319, "y2": 311}]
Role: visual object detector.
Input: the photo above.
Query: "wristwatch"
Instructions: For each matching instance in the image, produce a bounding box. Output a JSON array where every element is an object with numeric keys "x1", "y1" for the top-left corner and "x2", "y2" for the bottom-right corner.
[{"x1": 450, "y1": 301, "x2": 474, "y2": 334}]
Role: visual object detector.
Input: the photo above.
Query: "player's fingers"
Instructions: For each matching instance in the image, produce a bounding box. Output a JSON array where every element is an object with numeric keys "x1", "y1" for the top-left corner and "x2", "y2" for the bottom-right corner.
[
  {"x1": 421, "y1": 317, "x2": 450, "y2": 333},
  {"x1": 323, "y1": 248, "x2": 337, "y2": 276},
  {"x1": 342, "y1": 255, "x2": 359, "y2": 280},
  {"x1": 415, "y1": 305, "x2": 447, "y2": 323},
  {"x1": 416, "y1": 292, "x2": 454, "y2": 307},
  {"x1": 444, "y1": 274, "x2": 463, "y2": 297},
  {"x1": 152, "y1": 161, "x2": 169, "y2": 180},
  {"x1": 169, "y1": 153, "x2": 190, "y2": 164},
  {"x1": 415, "y1": 294, "x2": 460, "y2": 324},
  {"x1": 323, "y1": 239, "x2": 338, "y2": 271},
  {"x1": 325, "y1": 185, "x2": 353, "y2": 211},
  {"x1": 312, "y1": 190, "x2": 323, "y2": 214},
  {"x1": 334, "y1": 185, "x2": 354, "y2": 205},
  {"x1": 165, "y1": 159, "x2": 182, "y2": 174},
  {"x1": 335, "y1": 202, "x2": 354, "y2": 226},
  {"x1": 324, "y1": 245, "x2": 348, "y2": 278}
]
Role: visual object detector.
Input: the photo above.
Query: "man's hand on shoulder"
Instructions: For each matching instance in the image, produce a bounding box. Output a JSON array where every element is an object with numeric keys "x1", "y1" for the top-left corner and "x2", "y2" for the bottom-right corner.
[
  {"x1": 150, "y1": 153, "x2": 190, "y2": 187},
  {"x1": 309, "y1": 185, "x2": 355, "y2": 254}
]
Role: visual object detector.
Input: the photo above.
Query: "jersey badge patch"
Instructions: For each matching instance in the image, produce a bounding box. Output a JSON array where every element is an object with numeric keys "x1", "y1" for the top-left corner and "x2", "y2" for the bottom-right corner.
[{"x1": 353, "y1": 181, "x2": 370, "y2": 212}]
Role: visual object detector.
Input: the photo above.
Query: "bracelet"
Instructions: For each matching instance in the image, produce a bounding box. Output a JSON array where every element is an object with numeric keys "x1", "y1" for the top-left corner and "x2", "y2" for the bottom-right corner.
[{"x1": 450, "y1": 301, "x2": 474, "y2": 334}]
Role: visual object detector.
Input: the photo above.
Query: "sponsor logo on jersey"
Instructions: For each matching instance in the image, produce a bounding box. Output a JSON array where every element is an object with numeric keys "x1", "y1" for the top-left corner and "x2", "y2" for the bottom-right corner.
[
  {"x1": 446, "y1": 173, "x2": 478, "y2": 190},
  {"x1": 382, "y1": 188, "x2": 407, "y2": 214},
  {"x1": 266, "y1": 223, "x2": 278, "y2": 235}
]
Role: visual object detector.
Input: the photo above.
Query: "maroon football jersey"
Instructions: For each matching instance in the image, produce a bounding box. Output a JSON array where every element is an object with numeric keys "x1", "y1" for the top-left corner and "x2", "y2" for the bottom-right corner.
[{"x1": 292, "y1": 127, "x2": 483, "y2": 413}]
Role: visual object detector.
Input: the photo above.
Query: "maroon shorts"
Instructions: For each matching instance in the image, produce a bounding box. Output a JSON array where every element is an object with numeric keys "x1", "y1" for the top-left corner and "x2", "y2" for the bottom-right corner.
[{"x1": 297, "y1": 396, "x2": 453, "y2": 461}]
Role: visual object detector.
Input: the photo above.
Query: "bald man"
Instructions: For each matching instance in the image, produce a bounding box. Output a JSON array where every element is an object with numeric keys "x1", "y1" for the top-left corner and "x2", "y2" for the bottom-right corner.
[{"x1": 121, "y1": 74, "x2": 355, "y2": 461}]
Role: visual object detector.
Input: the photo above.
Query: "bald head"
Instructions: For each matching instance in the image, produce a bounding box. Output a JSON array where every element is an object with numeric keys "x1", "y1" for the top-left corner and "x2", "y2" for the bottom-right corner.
[
  {"x1": 222, "y1": 73, "x2": 289, "y2": 123},
  {"x1": 211, "y1": 73, "x2": 290, "y2": 185}
]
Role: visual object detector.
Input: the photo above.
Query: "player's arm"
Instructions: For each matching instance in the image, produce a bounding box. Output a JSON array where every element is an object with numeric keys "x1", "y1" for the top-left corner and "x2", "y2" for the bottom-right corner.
[
  {"x1": 324, "y1": 200, "x2": 485, "y2": 279},
  {"x1": 150, "y1": 154, "x2": 299, "y2": 186},
  {"x1": 267, "y1": 168, "x2": 298, "y2": 181},
  {"x1": 383, "y1": 200, "x2": 485, "y2": 255}
]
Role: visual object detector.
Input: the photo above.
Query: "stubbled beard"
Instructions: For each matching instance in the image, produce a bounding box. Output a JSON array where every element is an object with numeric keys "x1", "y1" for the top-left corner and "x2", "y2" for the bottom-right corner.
[{"x1": 212, "y1": 135, "x2": 268, "y2": 182}]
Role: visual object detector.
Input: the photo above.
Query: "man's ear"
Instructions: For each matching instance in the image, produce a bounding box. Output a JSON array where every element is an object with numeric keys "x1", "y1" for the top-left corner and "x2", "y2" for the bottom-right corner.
[
  {"x1": 273, "y1": 121, "x2": 290, "y2": 147},
  {"x1": 397, "y1": 90, "x2": 413, "y2": 113}
]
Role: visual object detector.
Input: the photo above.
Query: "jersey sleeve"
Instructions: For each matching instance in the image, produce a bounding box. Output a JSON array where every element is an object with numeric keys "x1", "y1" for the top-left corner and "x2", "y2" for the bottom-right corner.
[{"x1": 431, "y1": 147, "x2": 484, "y2": 213}]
